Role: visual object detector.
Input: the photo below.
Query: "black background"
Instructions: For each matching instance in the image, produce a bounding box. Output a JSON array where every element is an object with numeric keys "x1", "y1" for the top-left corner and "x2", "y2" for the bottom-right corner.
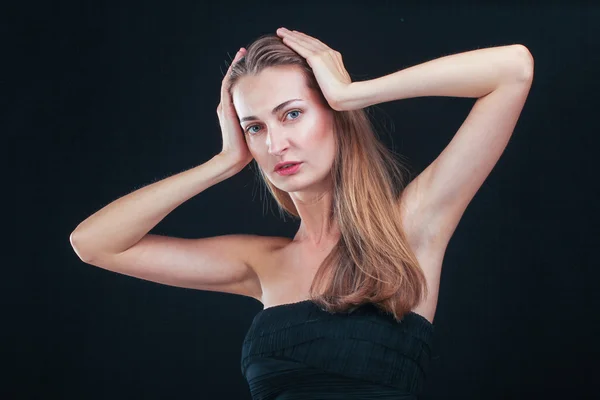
[{"x1": 5, "y1": 1, "x2": 599, "y2": 399}]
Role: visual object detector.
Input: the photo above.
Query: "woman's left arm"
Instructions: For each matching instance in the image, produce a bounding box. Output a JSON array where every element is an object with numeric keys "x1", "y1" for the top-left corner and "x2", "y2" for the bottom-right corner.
[
  {"x1": 354, "y1": 45, "x2": 534, "y2": 247},
  {"x1": 341, "y1": 44, "x2": 533, "y2": 109},
  {"x1": 276, "y1": 27, "x2": 534, "y2": 247}
]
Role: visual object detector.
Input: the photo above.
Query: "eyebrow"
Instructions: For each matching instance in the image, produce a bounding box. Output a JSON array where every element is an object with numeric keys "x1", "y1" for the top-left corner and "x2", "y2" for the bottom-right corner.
[{"x1": 240, "y1": 99, "x2": 303, "y2": 123}]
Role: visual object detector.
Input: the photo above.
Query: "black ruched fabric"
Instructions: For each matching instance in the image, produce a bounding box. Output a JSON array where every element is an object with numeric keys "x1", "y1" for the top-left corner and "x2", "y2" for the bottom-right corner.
[{"x1": 241, "y1": 300, "x2": 435, "y2": 399}]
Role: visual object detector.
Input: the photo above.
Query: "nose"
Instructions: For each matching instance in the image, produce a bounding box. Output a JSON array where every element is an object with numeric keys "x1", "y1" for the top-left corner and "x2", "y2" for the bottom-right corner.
[{"x1": 266, "y1": 128, "x2": 290, "y2": 156}]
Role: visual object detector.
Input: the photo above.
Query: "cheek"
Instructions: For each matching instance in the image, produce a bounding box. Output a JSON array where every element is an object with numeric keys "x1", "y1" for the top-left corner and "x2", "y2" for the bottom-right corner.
[
  {"x1": 246, "y1": 141, "x2": 266, "y2": 166},
  {"x1": 324, "y1": 136, "x2": 337, "y2": 164},
  {"x1": 245, "y1": 136, "x2": 258, "y2": 154},
  {"x1": 306, "y1": 112, "x2": 334, "y2": 143},
  {"x1": 310, "y1": 131, "x2": 336, "y2": 169},
  {"x1": 314, "y1": 116, "x2": 335, "y2": 145}
]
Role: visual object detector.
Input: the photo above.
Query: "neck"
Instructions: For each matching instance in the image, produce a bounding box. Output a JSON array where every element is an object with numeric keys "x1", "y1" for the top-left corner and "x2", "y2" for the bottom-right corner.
[{"x1": 291, "y1": 189, "x2": 339, "y2": 247}]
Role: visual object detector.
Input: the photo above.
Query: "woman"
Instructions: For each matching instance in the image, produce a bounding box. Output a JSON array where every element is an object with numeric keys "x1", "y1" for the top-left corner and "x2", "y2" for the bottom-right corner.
[{"x1": 70, "y1": 28, "x2": 534, "y2": 399}]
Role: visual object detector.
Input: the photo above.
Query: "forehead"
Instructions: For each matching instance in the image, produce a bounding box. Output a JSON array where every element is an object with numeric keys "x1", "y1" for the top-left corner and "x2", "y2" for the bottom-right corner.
[{"x1": 232, "y1": 66, "x2": 312, "y2": 115}]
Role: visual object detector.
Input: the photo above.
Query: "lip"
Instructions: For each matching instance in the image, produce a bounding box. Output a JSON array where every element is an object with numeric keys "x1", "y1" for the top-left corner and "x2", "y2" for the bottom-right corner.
[
  {"x1": 274, "y1": 161, "x2": 302, "y2": 172},
  {"x1": 275, "y1": 162, "x2": 302, "y2": 176}
]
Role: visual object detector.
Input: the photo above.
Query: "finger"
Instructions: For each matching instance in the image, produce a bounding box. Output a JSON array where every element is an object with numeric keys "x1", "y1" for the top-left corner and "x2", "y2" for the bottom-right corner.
[
  {"x1": 228, "y1": 50, "x2": 244, "y2": 71},
  {"x1": 280, "y1": 28, "x2": 330, "y2": 53},
  {"x1": 219, "y1": 48, "x2": 247, "y2": 112},
  {"x1": 223, "y1": 48, "x2": 246, "y2": 76},
  {"x1": 279, "y1": 34, "x2": 314, "y2": 59},
  {"x1": 233, "y1": 48, "x2": 246, "y2": 63},
  {"x1": 290, "y1": 30, "x2": 330, "y2": 51},
  {"x1": 279, "y1": 29, "x2": 323, "y2": 53}
]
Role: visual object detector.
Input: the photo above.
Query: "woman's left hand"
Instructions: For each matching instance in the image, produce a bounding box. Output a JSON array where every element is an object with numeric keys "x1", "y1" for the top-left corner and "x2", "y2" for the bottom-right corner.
[{"x1": 276, "y1": 28, "x2": 354, "y2": 111}]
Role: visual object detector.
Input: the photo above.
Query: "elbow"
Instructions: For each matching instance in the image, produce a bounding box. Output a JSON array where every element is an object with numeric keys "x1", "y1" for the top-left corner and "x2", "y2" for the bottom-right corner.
[
  {"x1": 69, "y1": 232, "x2": 94, "y2": 263},
  {"x1": 512, "y1": 44, "x2": 534, "y2": 82}
]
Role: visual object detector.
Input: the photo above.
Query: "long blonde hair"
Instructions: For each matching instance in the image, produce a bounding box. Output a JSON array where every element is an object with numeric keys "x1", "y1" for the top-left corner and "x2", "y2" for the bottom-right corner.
[{"x1": 227, "y1": 34, "x2": 427, "y2": 322}]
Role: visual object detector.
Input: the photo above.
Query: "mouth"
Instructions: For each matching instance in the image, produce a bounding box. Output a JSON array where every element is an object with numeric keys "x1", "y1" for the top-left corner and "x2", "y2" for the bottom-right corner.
[
  {"x1": 274, "y1": 161, "x2": 302, "y2": 172},
  {"x1": 275, "y1": 162, "x2": 303, "y2": 175}
]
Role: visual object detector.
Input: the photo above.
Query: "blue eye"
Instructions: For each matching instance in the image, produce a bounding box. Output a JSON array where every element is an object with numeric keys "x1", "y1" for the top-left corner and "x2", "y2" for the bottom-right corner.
[
  {"x1": 245, "y1": 110, "x2": 302, "y2": 135},
  {"x1": 287, "y1": 110, "x2": 301, "y2": 119},
  {"x1": 246, "y1": 125, "x2": 260, "y2": 134}
]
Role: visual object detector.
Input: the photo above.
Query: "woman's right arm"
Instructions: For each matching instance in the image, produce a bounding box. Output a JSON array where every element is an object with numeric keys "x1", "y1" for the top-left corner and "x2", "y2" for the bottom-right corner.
[
  {"x1": 70, "y1": 153, "x2": 243, "y2": 258},
  {"x1": 69, "y1": 154, "x2": 268, "y2": 300},
  {"x1": 68, "y1": 47, "x2": 272, "y2": 300}
]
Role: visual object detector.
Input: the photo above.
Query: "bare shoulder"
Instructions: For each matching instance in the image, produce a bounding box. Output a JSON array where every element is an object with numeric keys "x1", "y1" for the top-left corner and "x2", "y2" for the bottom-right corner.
[{"x1": 245, "y1": 235, "x2": 293, "y2": 275}]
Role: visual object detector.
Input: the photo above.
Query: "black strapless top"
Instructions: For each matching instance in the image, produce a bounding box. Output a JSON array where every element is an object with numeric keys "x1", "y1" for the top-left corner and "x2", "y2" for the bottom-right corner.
[{"x1": 241, "y1": 300, "x2": 435, "y2": 399}]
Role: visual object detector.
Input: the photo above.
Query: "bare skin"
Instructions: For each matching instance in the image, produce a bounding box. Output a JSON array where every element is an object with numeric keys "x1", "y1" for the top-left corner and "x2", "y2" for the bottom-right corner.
[{"x1": 232, "y1": 65, "x2": 340, "y2": 250}]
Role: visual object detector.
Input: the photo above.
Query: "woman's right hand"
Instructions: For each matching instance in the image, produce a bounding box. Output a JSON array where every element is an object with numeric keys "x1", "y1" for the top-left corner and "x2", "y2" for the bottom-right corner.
[{"x1": 217, "y1": 48, "x2": 253, "y2": 171}]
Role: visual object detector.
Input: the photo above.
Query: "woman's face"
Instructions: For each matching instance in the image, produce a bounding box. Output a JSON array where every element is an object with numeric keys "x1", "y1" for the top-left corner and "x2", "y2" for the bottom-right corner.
[{"x1": 232, "y1": 65, "x2": 336, "y2": 194}]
